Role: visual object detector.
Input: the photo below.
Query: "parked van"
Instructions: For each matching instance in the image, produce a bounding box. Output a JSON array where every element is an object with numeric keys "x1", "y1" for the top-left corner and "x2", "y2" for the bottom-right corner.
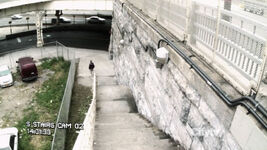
[{"x1": 16, "y1": 57, "x2": 38, "y2": 81}]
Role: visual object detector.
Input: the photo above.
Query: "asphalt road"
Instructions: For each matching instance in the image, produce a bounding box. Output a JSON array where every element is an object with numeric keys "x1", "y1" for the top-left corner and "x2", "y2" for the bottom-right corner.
[{"x1": 0, "y1": 22, "x2": 111, "y2": 53}]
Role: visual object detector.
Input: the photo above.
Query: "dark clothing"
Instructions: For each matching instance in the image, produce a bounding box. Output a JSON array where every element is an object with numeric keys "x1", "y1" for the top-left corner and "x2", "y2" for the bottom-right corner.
[{"x1": 89, "y1": 62, "x2": 95, "y2": 71}]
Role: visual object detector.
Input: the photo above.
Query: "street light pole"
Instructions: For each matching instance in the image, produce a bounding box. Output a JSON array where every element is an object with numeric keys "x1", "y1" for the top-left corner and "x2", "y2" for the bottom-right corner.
[
  {"x1": 8, "y1": 21, "x2": 12, "y2": 34},
  {"x1": 45, "y1": 13, "x2": 47, "y2": 28},
  {"x1": 26, "y1": 17, "x2": 29, "y2": 30}
]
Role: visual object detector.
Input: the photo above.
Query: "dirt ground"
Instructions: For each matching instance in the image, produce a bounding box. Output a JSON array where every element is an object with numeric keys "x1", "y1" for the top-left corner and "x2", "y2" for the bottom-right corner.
[{"x1": 0, "y1": 69, "x2": 54, "y2": 128}]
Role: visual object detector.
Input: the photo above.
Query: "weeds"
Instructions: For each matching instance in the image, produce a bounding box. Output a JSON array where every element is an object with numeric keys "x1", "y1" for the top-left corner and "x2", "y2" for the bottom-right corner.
[
  {"x1": 65, "y1": 79, "x2": 92, "y2": 150},
  {"x1": 16, "y1": 110, "x2": 39, "y2": 150},
  {"x1": 16, "y1": 57, "x2": 70, "y2": 150}
]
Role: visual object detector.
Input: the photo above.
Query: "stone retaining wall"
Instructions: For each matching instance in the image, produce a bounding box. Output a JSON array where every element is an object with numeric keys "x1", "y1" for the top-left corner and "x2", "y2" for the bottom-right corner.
[{"x1": 109, "y1": 0, "x2": 242, "y2": 149}]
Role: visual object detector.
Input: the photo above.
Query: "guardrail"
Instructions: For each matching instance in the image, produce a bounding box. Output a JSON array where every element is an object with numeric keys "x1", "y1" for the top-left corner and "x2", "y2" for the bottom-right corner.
[
  {"x1": 51, "y1": 59, "x2": 76, "y2": 150},
  {"x1": 189, "y1": 2, "x2": 267, "y2": 94},
  {"x1": 127, "y1": 0, "x2": 267, "y2": 95},
  {"x1": 73, "y1": 72, "x2": 97, "y2": 150}
]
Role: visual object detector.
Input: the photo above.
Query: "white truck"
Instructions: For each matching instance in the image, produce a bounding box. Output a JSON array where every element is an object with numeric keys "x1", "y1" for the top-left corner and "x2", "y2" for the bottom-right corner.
[{"x1": 0, "y1": 128, "x2": 18, "y2": 150}]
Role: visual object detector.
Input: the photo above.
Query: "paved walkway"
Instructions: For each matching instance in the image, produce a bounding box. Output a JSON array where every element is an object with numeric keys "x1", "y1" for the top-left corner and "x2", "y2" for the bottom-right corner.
[{"x1": 91, "y1": 53, "x2": 178, "y2": 150}]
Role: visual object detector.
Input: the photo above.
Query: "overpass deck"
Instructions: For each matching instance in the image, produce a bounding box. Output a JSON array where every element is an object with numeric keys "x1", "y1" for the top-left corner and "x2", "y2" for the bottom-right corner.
[
  {"x1": 0, "y1": 0, "x2": 113, "y2": 18},
  {"x1": 0, "y1": 0, "x2": 51, "y2": 9}
]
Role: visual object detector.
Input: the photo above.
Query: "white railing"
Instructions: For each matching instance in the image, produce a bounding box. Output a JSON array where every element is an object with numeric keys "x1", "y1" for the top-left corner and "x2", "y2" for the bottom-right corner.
[
  {"x1": 193, "y1": 6, "x2": 265, "y2": 79},
  {"x1": 189, "y1": 2, "x2": 267, "y2": 93},
  {"x1": 127, "y1": 0, "x2": 267, "y2": 94},
  {"x1": 129, "y1": 0, "x2": 187, "y2": 40},
  {"x1": 73, "y1": 72, "x2": 97, "y2": 150}
]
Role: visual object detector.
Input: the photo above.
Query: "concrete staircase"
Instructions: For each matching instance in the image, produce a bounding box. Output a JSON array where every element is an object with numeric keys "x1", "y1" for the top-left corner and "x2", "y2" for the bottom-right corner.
[{"x1": 93, "y1": 76, "x2": 179, "y2": 150}]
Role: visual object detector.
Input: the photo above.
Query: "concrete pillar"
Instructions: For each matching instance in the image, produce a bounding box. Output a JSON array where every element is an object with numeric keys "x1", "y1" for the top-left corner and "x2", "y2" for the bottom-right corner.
[
  {"x1": 255, "y1": 44, "x2": 267, "y2": 101},
  {"x1": 185, "y1": 0, "x2": 192, "y2": 42},
  {"x1": 35, "y1": 11, "x2": 44, "y2": 47},
  {"x1": 187, "y1": 1, "x2": 197, "y2": 45},
  {"x1": 212, "y1": 0, "x2": 222, "y2": 63}
]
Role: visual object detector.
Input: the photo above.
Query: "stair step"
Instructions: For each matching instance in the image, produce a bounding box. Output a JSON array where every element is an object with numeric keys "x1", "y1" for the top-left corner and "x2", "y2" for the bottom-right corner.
[
  {"x1": 97, "y1": 76, "x2": 117, "y2": 86},
  {"x1": 97, "y1": 85, "x2": 133, "y2": 101},
  {"x1": 94, "y1": 80, "x2": 176, "y2": 150},
  {"x1": 95, "y1": 113, "x2": 146, "y2": 124},
  {"x1": 95, "y1": 121, "x2": 150, "y2": 129},
  {"x1": 94, "y1": 128, "x2": 172, "y2": 146},
  {"x1": 96, "y1": 100, "x2": 131, "y2": 113},
  {"x1": 93, "y1": 143, "x2": 178, "y2": 150}
]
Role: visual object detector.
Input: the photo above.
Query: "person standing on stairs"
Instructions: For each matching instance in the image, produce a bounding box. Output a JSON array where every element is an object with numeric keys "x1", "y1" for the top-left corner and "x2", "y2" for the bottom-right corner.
[{"x1": 89, "y1": 60, "x2": 95, "y2": 75}]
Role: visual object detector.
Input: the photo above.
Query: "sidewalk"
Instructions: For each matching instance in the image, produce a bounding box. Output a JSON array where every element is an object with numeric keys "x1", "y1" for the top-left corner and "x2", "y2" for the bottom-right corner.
[{"x1": 76, "y1": 50, "x2": 115, "y2": 87}]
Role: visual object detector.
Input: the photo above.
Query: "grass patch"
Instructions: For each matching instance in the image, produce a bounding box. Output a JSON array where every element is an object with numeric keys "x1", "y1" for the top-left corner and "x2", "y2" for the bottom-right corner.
[
  {"x1": 16, "y1": 57, "x2": 70, "y2": 150},
  {"x1": 65, "y1": 72, "x2": 92, "y2": 150},
  {"x1": 16, "y1": 110, "x2": 39, "y2": 150}
]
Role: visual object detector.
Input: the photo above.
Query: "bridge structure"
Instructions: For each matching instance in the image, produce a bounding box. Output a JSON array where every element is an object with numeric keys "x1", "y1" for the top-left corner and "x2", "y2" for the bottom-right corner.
[
  {"x1": 0, "y1": 0, "x2": 112, "y2": 47},
  {"x1": 0, "y1": 0, "x2": 112, "y2": 16},
  {"x1": 0, "y1": 0, "x2": 266, "y2": 150}
]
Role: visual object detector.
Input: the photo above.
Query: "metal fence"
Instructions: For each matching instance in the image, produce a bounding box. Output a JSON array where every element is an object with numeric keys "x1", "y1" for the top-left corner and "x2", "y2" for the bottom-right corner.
[
  {"x1": 0, "y1": 41, "x2": 75, "y2": 70},
  {"x1": 128, "y1": 0, "x2": 267, "y2": 94},
  {"x1": 0, "y1": 41, "x2": 76, "y2": 149},
  {"x1": 51, "y1": 59, "x2": 76, "y2": 150},
  {"x1": 73, "y1": 72, "x2": 97, "y2": 150}
]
